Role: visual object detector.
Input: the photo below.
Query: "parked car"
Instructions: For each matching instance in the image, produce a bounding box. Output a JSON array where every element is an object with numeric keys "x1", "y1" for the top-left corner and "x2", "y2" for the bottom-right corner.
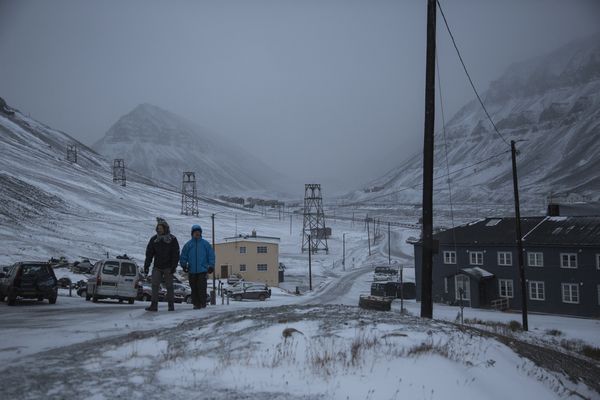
[
  {"x1": 0, "y1": 262, "x2": 58, "y2": 305},
  {"x1": 76, "y1": 281, "x2": 88, "y2": 297},
  {"x1": 227, "y1": 273, "x2": 243, "y2": 285},
  {"x1": 370, "y1": 281, "x2": 416, "y2": 299},
  {"x1": 224, "y1": 281, "x2": 258, "y2": 296},
  {"x1": 373, "y1": 266, "x2": 398, "y2": 282},
  {"x1": 184, "y1": 291, "x2": 212, "y2": 305},
  {"x1": 71, "y1": 260, "x2": 93, "y2": 274},
  {"x1": 173, "y1": 283, "x2": 191, "y2": 303},
  {"x1": 57, "y1": 277, "x2": 72, "y2": 288},
  {"x1": 86, "y1": 259, "x2": 141, "y2": 304},
  {"x1": 228, "y1": 283, "x2": 271, "y2": 301}
]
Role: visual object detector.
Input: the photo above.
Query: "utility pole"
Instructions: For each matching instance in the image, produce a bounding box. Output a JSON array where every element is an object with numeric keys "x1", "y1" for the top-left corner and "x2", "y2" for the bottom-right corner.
[
  {"x1": 308, "y1": 234, "x2": 312, "y2": 290},
  {"x1": 388, "y1": 222, "x2": 391, "y2": 265},
  {"x1": 367, "y1": 217, "x2": 371, "y2": 256},
  {"x1": 342, "y1": 233, "x2": 346, "y2": 271},
  {"x1": 211, "y1": 213, "x2": 216, "y2": 305},
  {"x1": 511, "y1": 140, "x2": 528, "y2": 331},
  {"x1": 420, "y1": 0, "x2": 436, "y2": 320}
]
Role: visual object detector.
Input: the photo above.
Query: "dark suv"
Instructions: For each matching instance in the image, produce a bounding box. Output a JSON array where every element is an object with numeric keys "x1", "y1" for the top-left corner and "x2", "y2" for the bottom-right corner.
[{"x1": 0, "y1": 262, "x2": 58, "y2": 305}]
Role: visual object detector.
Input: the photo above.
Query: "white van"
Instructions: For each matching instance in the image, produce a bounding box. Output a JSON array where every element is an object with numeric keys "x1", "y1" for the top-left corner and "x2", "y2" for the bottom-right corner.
[{"x1": 86, "y1": 259, "x2": 141, "y2": 304}]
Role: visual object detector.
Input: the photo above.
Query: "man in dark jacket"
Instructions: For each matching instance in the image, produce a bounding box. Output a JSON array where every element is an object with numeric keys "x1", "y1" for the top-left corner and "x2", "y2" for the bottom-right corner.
[
  {"x1": 144, "y1": 217, "x2": 180, "y2": 311},
  {"x1": 179, "y1": 224, "x2": 215, "y2": 309}
]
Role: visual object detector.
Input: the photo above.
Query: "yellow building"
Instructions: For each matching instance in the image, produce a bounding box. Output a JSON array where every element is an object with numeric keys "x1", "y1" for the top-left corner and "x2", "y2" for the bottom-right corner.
[{"x1": 214, "y1": 231, "x2": 280, "y2": 286}]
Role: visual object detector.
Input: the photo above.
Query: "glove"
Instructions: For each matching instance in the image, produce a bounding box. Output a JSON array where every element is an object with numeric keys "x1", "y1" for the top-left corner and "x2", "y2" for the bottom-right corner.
[
  {"x1": 207, "y1": 266, "x2": 214, "y2": 274},
  {"x1": 144, "y1": 266, "x2": 149, "y2": 275}
]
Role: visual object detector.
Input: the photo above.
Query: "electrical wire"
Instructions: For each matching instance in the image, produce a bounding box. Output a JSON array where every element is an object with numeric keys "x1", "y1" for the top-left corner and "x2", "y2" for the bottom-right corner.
[{"x1": 436, "y1": 0, "x2": 510, "y2": 147}]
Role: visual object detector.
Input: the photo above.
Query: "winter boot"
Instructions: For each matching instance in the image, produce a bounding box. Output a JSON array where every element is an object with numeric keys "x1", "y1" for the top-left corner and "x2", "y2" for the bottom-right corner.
[
  {"x1": 145, "y1": 302, "x2": 158, "y2": 312},
  {"x1": 168, "y1": 302, "x2": 175, "y2": 312}
]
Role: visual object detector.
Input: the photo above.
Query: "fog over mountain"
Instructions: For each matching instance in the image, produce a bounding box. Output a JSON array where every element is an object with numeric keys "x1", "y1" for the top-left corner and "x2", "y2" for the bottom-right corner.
[
  {"x1": 93, "y1": 103, "x2": 286, "y2": 196},
  {"x1": 346, "y1": 32, "x2": 600, "y2": 205},
  {"x1": 1, "y1": 0, "x2": 599, "y2": 195}
]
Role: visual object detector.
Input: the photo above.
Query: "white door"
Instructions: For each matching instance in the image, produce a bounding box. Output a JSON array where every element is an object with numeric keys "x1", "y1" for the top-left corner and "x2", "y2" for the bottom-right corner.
[
  {"x1": 99, "y1": 261, "x2": 120, "y2": 297},
  {"x1": 117, "y1": 261, "x2": 138, "y2": 299},
  {"x1": 455, "y1": 274, "x2": 471, "y2": 301}
]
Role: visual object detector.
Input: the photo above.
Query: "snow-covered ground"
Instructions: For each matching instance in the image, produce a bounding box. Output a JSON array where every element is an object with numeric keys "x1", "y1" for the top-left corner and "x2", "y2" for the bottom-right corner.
[{"x1": 1, "y1": 107, "x2": 599, "y2": 398}]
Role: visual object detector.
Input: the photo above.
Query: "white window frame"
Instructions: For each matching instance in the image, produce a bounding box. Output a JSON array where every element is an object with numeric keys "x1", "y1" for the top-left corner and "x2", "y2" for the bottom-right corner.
[
  {"x1": 257, "y1": 263, "x2": 268, "y2": 272},
  {"x1": 443, "y1": 251, "x2": 456, "y2": 265},
  {"x1": 455, "y1": 274, "x2": 470, "y2": 301},
  {"x1": 561, "y1": 283, "x2": 579, "y2": 304},
  {"x1": 529, "y1": 281, "x2": 545, "y2": 301},
  {"x1": 527, "y1": 252, "x2": 544, "y2": 267},
  {"x1": 469, "y1": 251, "x2": 484, "y2": 266},
  {"x1": 499, "y1": 279, "x2": 514, "y2": 298},
  {"x1": 560, "y1": 253, "x2": 578, "y2": 269},
  {"x1": 239, "y1": 246, "x2": 246, "y2": 254},
  {"x1": 257, "y1": 246, "x2": 268, "y2": 254},
  {"x1": 497, "y1": 252, "x2": 513, "y2": 266},
  {"x1": 239, "y1": 264, "x2": 246, "y2": 272}
]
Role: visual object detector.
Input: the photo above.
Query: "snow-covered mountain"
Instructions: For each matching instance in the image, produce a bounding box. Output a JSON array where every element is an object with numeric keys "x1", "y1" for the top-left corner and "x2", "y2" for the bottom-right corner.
[
  {"x1": 346, "y1": 32, "x2": 600, "y2": 206},
  {"x1": 93, "y1": 104, "x2": 283, "y2": 196},
  {"x1": 0, "y1": 98, "x2": 241, "y2": 263}
]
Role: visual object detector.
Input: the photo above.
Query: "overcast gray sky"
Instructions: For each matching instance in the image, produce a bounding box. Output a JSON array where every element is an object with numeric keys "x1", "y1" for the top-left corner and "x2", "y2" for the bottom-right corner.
[{"x1": 1, "y1": 0, "x2": 599, "y2": 194}]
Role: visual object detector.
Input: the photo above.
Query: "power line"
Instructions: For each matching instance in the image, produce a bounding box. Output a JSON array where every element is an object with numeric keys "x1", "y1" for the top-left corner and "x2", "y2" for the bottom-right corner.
[{"x1": 436, "y1": 0, "x2": 510, "y2": 147}]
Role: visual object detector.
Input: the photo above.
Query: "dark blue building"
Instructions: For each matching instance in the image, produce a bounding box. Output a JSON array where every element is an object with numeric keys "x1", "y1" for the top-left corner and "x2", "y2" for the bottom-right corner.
[{"x1": 412, "y1": 213, "x2": 600, "y2": 318}]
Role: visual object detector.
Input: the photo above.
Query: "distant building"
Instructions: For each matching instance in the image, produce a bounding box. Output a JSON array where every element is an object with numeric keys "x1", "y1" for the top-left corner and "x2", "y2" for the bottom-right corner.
[
  {"x1": 214, "y1": 230, "x2": 280, "y2": 286},
  {"x1": 412, "y1": 209, "x2": 600, "y2": 318}
]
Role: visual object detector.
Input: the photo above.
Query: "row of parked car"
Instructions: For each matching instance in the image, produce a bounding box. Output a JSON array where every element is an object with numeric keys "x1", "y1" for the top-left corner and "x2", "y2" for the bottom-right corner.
[{"x1": 1, "y1": 258, "x2": 272, "y2": 305}]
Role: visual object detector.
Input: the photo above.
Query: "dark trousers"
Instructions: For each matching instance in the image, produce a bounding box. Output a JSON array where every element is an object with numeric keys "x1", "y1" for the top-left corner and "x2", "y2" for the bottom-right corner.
[
  {"x1": 189, "y1": 272, "x2": 207, "y2": 307},
  {"x1": 151, "y1": 268, "x2": 174, "y2": 304}
]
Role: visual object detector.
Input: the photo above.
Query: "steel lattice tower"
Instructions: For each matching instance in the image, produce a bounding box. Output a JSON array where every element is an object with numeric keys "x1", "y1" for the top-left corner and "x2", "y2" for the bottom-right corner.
[
  {"x1": 181, "y1": 171, "x2": 199, "y2": 216},
  {"x1": 112, "y1": 159, "x2": 126, "y2": 187},
  {"x1": 302, "y1": 184, "x2": 328, "y2": 254},
  {"x1": 66, "y1": 144, "x2": 77, "y2": 163}
]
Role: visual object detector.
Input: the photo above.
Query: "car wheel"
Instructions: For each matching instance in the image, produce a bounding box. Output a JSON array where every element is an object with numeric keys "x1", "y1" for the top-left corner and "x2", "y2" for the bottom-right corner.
[
  {"x1": 128, "y1": 298, "x2": 134, "y2": 305},
  {"x1": 49, "y1": 295, "x2": 57, "y2": 304},
  {"x1": 118, "y1": 299, "x2": 123, "y2": 304},
  {"x1": 258, "y1": 294, "x2": 266, "y2": 301},
  {"x1": 37, "y1": 296, "x2": 44, "y2": 302},
  {"x1": 92, "y1": 293, "x2": 99, "y2": 303},
  {"x1": 234, "y1": 294, "x2": 242, "y2": 301},
  {"x1": 85, "y1": 294, "x2": 91, "y2": 301},
  {"x1": 79, "y1": 289, "x2": 87, "y2": 298},
  {"x1": 7, "y1": 291, "x2": 16, "y2": 306}
]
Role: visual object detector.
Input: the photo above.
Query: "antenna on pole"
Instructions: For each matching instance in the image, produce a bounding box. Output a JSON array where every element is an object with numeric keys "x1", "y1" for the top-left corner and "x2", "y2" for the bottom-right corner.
[
  {"x1": 66, "y1": 144, "x2": 77, "y2": 163},
  {"x1": 302, "y1": 184, "x2": 329, "y2": 254},
  {"x1": 181, "y1": 172, "x2": 199, "y2": 216},
  {"x1": 112, "y1": 159, "x2": 126, "y2": 187}
]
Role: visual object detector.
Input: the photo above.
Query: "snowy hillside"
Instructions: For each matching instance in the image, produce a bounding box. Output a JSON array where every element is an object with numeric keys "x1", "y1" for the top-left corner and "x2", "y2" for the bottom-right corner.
[
  {"x1": 93, "y1": 103, "x2": 284, "y2": 196},
  {"x1": 346, "y1": 32, "x2": 600, "y2": 206}
]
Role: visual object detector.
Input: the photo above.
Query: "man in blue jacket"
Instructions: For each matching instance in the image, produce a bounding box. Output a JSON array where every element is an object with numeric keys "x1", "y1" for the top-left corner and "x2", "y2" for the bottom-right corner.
[{"x1": 180, "y1": 224, "x2": 215, "y2": 309}]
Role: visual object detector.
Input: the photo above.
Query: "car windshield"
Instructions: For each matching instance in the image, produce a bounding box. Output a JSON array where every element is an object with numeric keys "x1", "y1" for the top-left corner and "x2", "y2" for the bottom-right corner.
[
  {"x1": 22, "y1": 265, "x2": 46, "y2": 275},
  {"x1": 120, "y1": 262, "x2": 137, "y2": 276},
  {"x1": 102, "y1": 262, "x2": 120, "y2": 276}
]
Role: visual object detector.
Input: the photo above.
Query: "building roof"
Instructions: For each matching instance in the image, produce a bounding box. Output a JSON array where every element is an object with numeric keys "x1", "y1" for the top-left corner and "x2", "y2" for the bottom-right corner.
[
  {"x1": 427, "y1": 216, "x2": 600, "y2": 247},
  {"x1": 221, "y1": 234, "x2": 280, "y2": 245}
]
